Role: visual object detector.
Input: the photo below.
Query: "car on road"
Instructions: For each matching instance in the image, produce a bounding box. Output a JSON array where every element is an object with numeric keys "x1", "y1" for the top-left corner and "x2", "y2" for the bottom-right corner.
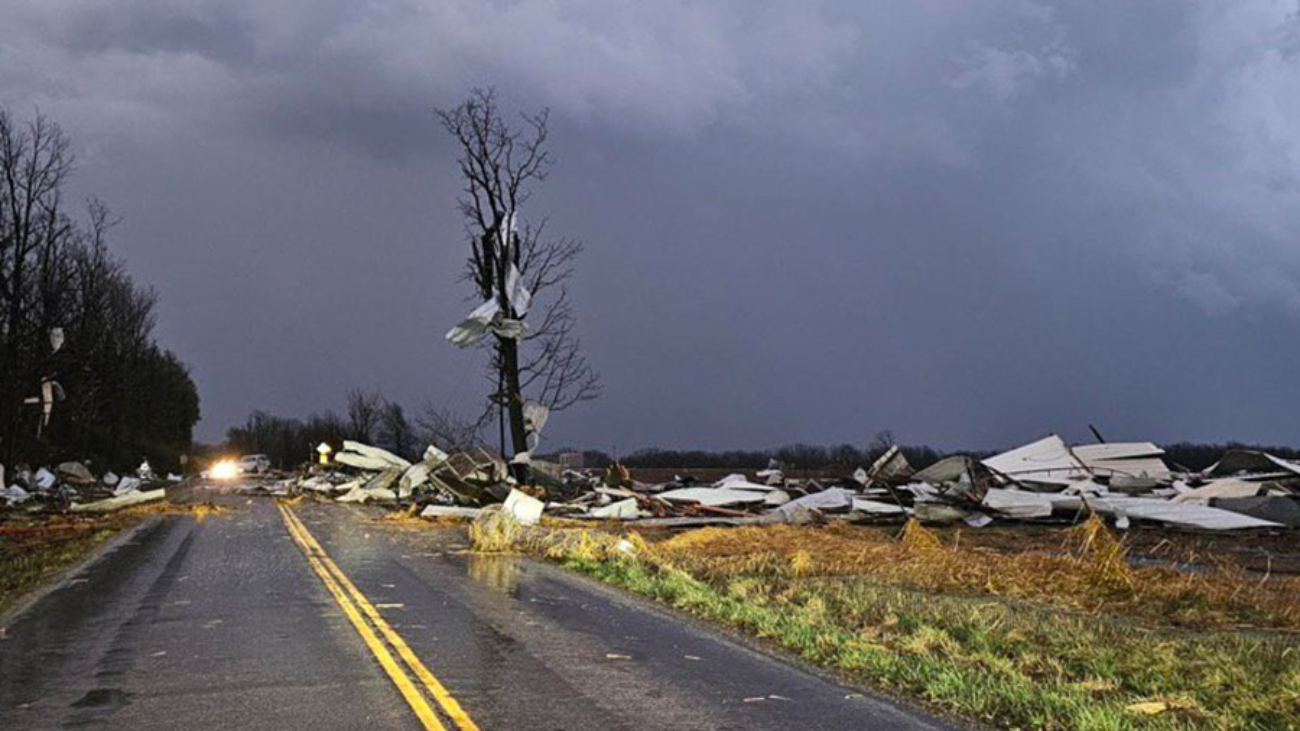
[{"x1": 237, "y1": 454, "x2": 272, "y2": 474}]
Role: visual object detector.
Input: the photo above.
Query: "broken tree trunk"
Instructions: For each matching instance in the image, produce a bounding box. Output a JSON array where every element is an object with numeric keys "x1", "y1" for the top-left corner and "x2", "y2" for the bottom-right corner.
[{"x1": 498, "y1": 334, "x2": 529, "y2": 456}]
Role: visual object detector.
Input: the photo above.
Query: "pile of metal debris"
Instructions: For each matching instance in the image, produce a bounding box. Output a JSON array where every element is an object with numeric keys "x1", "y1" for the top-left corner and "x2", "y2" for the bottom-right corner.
[
  {"x1": 296, "y1": 435, "x2": 1299, "y2": 533},
  {"x1": 287, "y1": 440, "x2": 515, "y2": 506},
  {"x1": 0, "y1": 460, "x2": 176, "y2": 514}
]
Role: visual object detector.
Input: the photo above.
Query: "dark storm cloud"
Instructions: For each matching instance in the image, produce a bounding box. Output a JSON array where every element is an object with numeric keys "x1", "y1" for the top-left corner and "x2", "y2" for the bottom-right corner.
[
  {"x1": 3, "y1": 1, "x2": 1300, "y2": 452},
  {"x1": 59, "y1": 3, "x2": 257, "y2": 63}
]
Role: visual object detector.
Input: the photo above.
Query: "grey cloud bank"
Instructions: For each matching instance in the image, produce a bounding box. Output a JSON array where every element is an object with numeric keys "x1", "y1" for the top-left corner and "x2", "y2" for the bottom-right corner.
[{"x1": 3, "y1": 0, "x2": 1299, "y2": 452}]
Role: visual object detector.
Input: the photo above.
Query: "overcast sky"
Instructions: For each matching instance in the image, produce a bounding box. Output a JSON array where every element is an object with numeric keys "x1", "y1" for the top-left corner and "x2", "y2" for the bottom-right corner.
[{"x1": 3, "y1": 1, "x2": 1300, "y2": 453}]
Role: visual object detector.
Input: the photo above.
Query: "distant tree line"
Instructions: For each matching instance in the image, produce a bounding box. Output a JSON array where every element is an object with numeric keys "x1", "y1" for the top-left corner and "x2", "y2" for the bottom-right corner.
[
  {"x1": 538, "y1": 433, "x2": 951, "y2": 472},
  {"x1": 223, "y1": 390, "x2": 485, "y2": 469},
  {"x1": 1159, "y1": 442, "x2": 1300, "y2": 471},
  {"x1": 0, "y1": 110, "x2": 200, "y2": 473},
  {"x1": 583, "y1": 441, "x2": 950, "y2": 472}
]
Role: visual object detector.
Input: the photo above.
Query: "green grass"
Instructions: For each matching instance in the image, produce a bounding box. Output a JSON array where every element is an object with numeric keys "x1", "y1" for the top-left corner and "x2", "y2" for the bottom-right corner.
[{"x1": 475, "y1": 517, "x2": 1300, "y2": 730}]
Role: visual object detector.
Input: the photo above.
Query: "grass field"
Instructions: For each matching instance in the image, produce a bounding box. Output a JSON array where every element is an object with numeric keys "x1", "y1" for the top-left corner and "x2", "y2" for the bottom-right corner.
[
  {"x1": 0, "y1": 501, "x2": 224, "y2": 615},
  {"x1": 470, "y1": 510, "x2": 1300, "y2": 730}
]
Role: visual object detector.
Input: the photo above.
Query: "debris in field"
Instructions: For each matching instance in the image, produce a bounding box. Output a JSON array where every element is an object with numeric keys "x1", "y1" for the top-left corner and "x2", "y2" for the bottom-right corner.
[
  {"x1": 604, "y1": 462, "x2": 632, "y2": 488},
  {"x1": 1126, "y1": 701, "x2": 1170, "y2": 715},
  {"x1": 756, "y1": 458, "x2": 784, "y2": 485},
  {"x1": 56, "y1": 462, "x2": 96, "y2": 485},
  {"x1": 71, "y1": 488, "x2": 166, "y2": 513},
  {"x1": 1124, "y1": 698, "x2": 1197, "y2": 716},
  {"x1": 763, "y1": 490, "x2": 791, "y2": 507},
  {"x1": 255, "y1": 432, "x2": 1300, "y2": 538},
  {"x1": 399, "y1": 453, "x2": 448, "y2": 496},
  {"x1": 1204, "y1": 450, "x2": 1300, "y2": 480},
  {"x1": 1070, "y1": 496, "x2": 1282, "y2": 531},
  {"x1": 589, "y1": 498, "x2": 640, "y2": 520},
  {"x1": 982, "y1": 488, "x2": 1055, "y2": 518},
  {"x1": 1173, "y1": 479, "x2": 1291, "y2": 504},
  {"x1": 912, "y1": 502, "x2": 969, "y2": 524},
  {"x1": 335, "y1": 440, "x2": 411, "y2": 471},
  {"x1": 1073, "y1": 442, "x2": 1172, "y2": 481},
  {"x1": 2, "y1": 484, "x2": 30, "y2": 505},
  {"x1": 503, "y1": 489, "x2": 544, "y2": 525},
  {"x1": 420, "y1": 505, "x2": 481, "y2": 519},
  {"x1": 868, "y1": 445, "x2": 914, "y2": 483},
  {"x1": 774, "y1": 487, "x2": 853, "y2": 521},
  {"x1": 1211, "y1": 495, "x2": 1300, "y2": 527},
  {"x1": 658, "y1": 487, "x2": 769, "y2": 508},
  {"x1": 33, "y1": 468, "x2": 56, "y2": 491},
  {"x1": 851, "y1": 497, "x2": 907, "y2": 515},
  {"x1": 982, "y1": 434, "x2": 1087, "y2": 480}
]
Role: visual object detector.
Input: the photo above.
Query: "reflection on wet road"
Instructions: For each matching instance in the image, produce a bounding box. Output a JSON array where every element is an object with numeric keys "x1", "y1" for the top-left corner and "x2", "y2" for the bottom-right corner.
[{"x1": 0, "y1": 492, "x2": 954, "y2": 730}]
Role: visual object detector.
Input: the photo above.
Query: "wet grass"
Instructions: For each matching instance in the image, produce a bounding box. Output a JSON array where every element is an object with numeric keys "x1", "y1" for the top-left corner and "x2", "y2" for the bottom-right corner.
[
  {"x1": 0, "y1": 514, "x2": 130, "y2": 613},
  {"x1": 471, "y1": 514, "x2": 1300, "y2": 730}
]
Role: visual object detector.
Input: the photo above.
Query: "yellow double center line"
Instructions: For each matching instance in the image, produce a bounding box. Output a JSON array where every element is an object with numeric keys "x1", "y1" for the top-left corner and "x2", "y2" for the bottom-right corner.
[{"x1": 277, "y1": 503, "x2": 480, "y2": 731}]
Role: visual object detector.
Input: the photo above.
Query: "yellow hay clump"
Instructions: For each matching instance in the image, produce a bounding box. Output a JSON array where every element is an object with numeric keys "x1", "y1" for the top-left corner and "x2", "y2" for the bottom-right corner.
[
  {"x1": 788, "y1": 550, "x2": 815, "y2": 577},
  {"x1": 900, "y1": 518, "x2": 944, "y2": 552},
  {"x1": 468, "y1": 506, "x2": 525, "y2": 553},
  {"x1": 1066, "y1": 512, "x2": 1134, "y2": 591}
]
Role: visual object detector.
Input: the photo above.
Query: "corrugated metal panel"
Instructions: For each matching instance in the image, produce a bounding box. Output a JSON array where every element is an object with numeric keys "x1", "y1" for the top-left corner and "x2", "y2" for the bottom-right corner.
[
  {"x1": 983, "y1": 435, "x2": 1087, "y2": 477},
  {"x1": 1085, "y1": 457, "x2": 1172, "y2": 478},
  {"x1": 1073, "y1": 442, "x2": 1164, "y2": 461}
]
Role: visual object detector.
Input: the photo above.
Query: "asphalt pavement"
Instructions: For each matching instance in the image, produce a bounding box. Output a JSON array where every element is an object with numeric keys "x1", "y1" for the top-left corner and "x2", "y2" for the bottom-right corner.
[{"x1": 0, "y1": 487, "x2": 959, "y2": 730}]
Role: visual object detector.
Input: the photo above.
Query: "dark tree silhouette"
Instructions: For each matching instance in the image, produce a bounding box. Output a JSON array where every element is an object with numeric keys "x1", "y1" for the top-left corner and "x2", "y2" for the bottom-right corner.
[
  {"x1": 438, "y1": 88, "x2": 600, "y2": 457},
  {"x1": 0, "y1": 109, "x2": 199, "y2": 470}
]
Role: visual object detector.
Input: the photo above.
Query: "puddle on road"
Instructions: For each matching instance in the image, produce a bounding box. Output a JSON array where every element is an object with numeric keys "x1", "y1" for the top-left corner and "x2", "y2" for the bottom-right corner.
[{"x1": 467, "y1": 554, "x2": 522, "y2": 596}]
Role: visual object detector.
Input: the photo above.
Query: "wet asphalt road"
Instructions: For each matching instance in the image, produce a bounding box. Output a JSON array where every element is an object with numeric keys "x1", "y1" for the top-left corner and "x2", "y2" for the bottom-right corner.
[{"x1": 0, "y1": 488, "x2": 958, "y2": 730}]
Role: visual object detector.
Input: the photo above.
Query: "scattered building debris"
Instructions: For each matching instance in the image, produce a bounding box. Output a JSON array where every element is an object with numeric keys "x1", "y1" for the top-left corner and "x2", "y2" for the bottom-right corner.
[
  {"x1": 71, "y1": 488, "x2": 167, "y2": 513},
  {"x1": 335, "y1": 441, "x2": 412, "y2": 472},
  {"x1": 0, "y1": 457, "x2": 176, "y2": 515},
  {"x1": 502, "y1": 489, "x2": 544, "y2": 525},
  {"x1": 244, "y1": 433, "x2": 1300, "y2": 537}
]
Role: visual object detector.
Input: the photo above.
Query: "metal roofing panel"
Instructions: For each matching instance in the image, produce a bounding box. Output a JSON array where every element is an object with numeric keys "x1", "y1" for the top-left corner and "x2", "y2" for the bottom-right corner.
[
  {"x1": 1072, "y1": 442, "x2": 1165, "y2": 461},
  {"x1": 982, "y1": 435, "x2": 1087, "y2": 477}
]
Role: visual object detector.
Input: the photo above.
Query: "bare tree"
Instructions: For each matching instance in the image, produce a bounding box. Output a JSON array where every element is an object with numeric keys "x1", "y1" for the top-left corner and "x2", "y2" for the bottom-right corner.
[
  {"x1": 417, "y1": 402, "x2": 486, "y2": 454},
  {"x1": 438, "y1": 88, "x2": 600, "y2": 456},
  {"x1": 378, "y1": 401, "x2": 418, "y2": 460},
  {"x1": 345, "y1": 388, "x2": 385, "y2": 443}
]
